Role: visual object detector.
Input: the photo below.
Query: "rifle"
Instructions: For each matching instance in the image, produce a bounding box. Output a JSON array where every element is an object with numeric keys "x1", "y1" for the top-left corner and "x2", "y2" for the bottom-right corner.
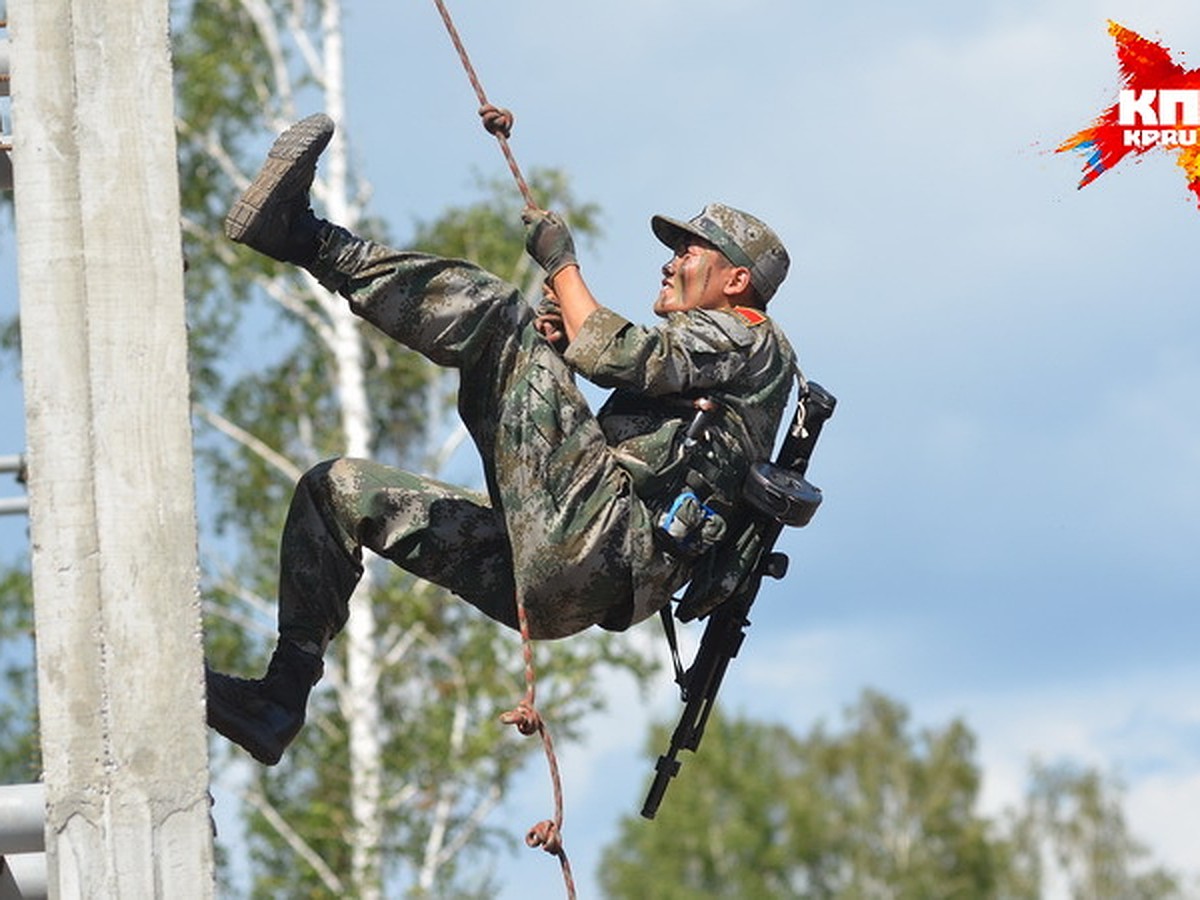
[{"x1": 640, "y1": 380, "x2": 836, "y2": 820}]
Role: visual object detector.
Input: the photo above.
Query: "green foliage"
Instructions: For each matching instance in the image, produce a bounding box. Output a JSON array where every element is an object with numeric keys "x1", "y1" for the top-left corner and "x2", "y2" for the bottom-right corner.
[
  {"x1": 0, "y1": 560, "x2": 39, "y2": 782},
  {"x1": 599, "y1": 690, "x2": 1186, "y2": 900},
  {"x1": 602, "y1": 691, "x2": 1004, "y2": 899}
]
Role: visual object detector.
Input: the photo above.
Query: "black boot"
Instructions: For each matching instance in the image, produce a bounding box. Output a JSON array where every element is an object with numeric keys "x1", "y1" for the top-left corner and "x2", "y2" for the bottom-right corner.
[
  {"x1": 206, "y1": 641, "x2": 323, "y2": 766},
  {"x1": 224, "y1": 113, "x2": 334, "y2": 267}
]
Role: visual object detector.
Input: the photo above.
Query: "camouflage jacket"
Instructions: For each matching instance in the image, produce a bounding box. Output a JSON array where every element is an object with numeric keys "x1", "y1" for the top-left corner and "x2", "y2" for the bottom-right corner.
[{"x1": 564, "y1": 304, "x2": 799, "y2": 620}]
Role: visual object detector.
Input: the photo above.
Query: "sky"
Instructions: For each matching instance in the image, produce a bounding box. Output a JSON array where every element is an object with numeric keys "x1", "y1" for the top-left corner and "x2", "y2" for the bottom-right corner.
[{"x1": 3, "y1": 0, "x2": 1200, "y2": 896}]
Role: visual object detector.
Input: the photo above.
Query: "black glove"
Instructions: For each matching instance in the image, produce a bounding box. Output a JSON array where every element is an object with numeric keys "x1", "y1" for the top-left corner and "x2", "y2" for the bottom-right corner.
[{"x1": 522, "y1": 208, "x2": 578, "y2": 278}]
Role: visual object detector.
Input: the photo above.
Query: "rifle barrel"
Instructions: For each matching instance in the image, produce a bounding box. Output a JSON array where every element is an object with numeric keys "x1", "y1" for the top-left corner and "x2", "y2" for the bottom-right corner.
[{"x1": 641, "y1": 753, "x2": 682, "y2": 819}]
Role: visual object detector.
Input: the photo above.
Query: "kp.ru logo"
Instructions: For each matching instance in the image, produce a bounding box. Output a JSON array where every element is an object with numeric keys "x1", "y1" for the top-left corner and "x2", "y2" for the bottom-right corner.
[
  {"x1": 1117, "y1": 89, "x2": 1198, "y2": 147},
  {"x1": 1059, "y1": 21, "x2": 1200, "y2": 206}
]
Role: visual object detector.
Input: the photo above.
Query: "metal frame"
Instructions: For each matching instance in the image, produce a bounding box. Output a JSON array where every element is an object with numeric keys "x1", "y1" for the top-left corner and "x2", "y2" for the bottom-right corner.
[
  {"x1": 0, "y1": 455, "x2": 27, "y2": 517},
  {"x1": 0, "y1": 784, "x2": 46, "y2": 900}
]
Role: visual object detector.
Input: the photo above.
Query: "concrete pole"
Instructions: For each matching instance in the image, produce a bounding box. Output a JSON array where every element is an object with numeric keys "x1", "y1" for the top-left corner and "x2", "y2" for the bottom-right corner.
[{"x1": 9, "y1": 0, "x2": 215, "y2": 896}]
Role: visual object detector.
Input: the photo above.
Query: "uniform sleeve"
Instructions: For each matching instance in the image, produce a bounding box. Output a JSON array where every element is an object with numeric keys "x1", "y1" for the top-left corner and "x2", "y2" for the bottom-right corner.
[{"x1": 563, "y1": 306, "x2": 759, "y2": 397}]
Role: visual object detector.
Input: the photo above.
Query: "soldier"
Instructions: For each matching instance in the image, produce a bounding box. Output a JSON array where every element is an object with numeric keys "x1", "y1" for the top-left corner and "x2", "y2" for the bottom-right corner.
[{"x1": 206, "y1": 113, "x2": 801, "y2": 766}]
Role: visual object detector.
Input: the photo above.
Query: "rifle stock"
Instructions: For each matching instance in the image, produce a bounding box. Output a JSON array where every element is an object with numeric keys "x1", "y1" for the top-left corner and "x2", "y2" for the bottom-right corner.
[{"x1": 640, "y1": 381, "x2": 836, "y2": 820}]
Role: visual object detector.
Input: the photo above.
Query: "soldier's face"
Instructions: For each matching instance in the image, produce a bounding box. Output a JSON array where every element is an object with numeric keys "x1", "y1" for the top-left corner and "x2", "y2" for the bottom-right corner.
[{"x1": 653, "y1": 238, "x2": 743, "y2": 317}]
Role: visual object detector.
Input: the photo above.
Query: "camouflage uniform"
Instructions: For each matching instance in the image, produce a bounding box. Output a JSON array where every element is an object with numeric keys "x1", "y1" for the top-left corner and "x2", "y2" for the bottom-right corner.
[
  {"x1": 280, "y1": 213, "x2": 798, "y2": 647},
  {"x1": 207, "y1": 112, "x2": 802, "y2": 766}
]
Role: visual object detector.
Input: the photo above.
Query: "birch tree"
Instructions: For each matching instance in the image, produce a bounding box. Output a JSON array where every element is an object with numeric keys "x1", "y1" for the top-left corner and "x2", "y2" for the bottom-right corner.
[
  {"x1": 1004, "y1": 762, "x2": 1185, "y2": 900},
  {"x1": 172, "y1": 1, "x2": 654, "y2": 896}
]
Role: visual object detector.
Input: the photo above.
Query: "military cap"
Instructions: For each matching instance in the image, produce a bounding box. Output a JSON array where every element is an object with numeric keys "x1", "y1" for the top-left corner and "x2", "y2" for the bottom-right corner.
[{"x1": 651, "y1": 203, "x2": 790, "y2": 303}]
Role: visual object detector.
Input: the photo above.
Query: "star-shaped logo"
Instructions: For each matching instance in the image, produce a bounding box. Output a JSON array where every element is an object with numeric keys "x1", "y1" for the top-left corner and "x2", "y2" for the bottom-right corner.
[{"x1": 1059, "y1": 21, "x2": 1200, "y2": 207}]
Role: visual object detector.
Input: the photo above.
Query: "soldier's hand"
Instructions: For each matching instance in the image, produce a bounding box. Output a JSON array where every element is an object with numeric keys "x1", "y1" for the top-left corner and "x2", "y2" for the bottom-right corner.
[
  {"x1": 534, "y1": 280, "x2": 568, "y2": 350},
  {"x1": 522, "y1": 208, "x2": 578, "y2": 278}
]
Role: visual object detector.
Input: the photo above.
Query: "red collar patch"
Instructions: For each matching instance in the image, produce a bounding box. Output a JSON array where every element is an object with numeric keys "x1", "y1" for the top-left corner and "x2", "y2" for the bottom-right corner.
[{"x1": 732, "y1": 306, "x2": 767, "y2": 326}]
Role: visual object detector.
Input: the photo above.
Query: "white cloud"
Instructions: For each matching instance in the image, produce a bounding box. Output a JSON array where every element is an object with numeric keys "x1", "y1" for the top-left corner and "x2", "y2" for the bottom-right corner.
[{"x1": 1128, "y1": 772, "x2": 1200, "y2": 873}]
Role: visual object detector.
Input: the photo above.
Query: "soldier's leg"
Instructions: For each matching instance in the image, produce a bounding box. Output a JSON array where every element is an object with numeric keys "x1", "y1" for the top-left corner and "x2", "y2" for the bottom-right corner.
[
  {"x1": 322, "y1": 233, "x2": 531, "y2": 371},
  {"x1": 462, "y1": 326, "x2": 657, "y2": 639},
  {"x1": 346, "y1": 298, "x2": 675, "y2": 638},
  {"x1": 220, "y1": 117, "x2": 652, "y2": 640},
  {"x1": 299, "y1": 228, "x2": 655, "y2": 638},
  {"x1": 207, "y1": 457, "x2": 517, "y2": 765},
  {"x1": 224, "y1": 113, "x2": 531, "y2": 372},
  {"x1": 278, "y1": 456, "x2": 518, "y2": 645}
]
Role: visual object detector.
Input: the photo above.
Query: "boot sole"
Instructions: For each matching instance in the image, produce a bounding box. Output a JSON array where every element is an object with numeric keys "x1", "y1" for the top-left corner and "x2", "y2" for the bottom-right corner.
[{"x1": 224, "y1": 113, "x2": 335, "y2": 247}]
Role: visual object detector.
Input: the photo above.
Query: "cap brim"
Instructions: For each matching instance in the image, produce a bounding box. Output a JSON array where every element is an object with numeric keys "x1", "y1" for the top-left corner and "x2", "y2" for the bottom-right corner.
[{"x1": 651, "y1": 214, "x2": 707, "y2": 251}]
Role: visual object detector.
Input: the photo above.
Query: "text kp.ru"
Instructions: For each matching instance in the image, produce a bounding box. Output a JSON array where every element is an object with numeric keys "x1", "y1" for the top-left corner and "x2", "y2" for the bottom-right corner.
[{"x1": 1120, "y1": 88, "x2": 1200, "y2": 146}]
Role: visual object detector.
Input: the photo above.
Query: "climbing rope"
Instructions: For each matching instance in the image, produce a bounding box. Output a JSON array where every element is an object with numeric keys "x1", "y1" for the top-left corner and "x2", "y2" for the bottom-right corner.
[
  {"x1": 431, "y1": 0, "x2": 538, "y2": 209},
  {"x1": 429, "y1": 5, "x2": 571, "y2": 893},
  {"x1": 499, "y1": 597, "x2": 576, "y2": 899}
]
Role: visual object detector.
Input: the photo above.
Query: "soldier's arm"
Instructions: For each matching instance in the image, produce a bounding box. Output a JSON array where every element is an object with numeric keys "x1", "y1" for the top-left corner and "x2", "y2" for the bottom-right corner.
[
  {"x1": 545, "y1": 263, "x2": 599, "y2": 342},
  {"x1": 564, "y1": 306, "x2": 757, "y2": 398}
]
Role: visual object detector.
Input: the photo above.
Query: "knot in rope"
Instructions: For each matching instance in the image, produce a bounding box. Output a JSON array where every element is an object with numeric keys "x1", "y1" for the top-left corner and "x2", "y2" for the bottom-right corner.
[
  {"x1": 479, "y1": 103, "x2": 514, "y2": 139},
  {"x1": 499, "y1": 700, "x2": 542, "y2": 736},
  {"x1": 526, "y1": 819, "x2": 564, "y2": 855},
  {"x1": 433, "y1": 0, "x2": 536, "y2": 208}
]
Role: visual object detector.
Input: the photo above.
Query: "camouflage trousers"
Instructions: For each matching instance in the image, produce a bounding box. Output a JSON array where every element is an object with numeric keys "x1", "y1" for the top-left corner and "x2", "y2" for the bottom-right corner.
[{"x1": 277, "y1": 231, "x2": 686, "y2": 647}]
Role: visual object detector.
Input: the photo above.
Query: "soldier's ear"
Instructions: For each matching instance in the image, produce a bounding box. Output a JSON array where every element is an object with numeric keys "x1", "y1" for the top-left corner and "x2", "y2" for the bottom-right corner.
[{"x1": 723, "y1": 266, "x2": 754, "y2": 299}]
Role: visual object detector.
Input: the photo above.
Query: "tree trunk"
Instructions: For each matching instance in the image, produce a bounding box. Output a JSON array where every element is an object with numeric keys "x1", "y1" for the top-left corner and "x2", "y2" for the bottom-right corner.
[{"x1": 318, "y1": 2, "x2": 386, "y2": 895}]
